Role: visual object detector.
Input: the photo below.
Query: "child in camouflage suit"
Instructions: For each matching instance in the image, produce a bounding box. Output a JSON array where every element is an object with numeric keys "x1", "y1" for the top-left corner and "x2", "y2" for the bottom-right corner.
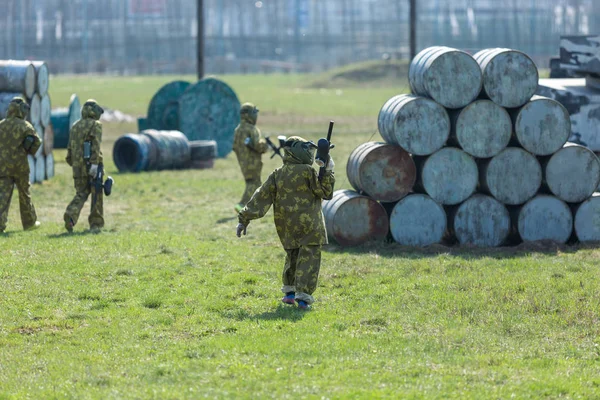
[{"x1": 236, "y1": 136, "x2": 335, "y2": 309}]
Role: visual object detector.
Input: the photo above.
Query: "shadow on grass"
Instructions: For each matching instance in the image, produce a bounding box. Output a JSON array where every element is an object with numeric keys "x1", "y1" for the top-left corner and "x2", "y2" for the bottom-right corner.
[
  {"x1": 47, "y1": 230, "x2": 102, "y2": 239},
  {"x1": 324, "y1": 239, "x2": 600, "y2": 260},
  {"x1": 216, "y1": 216, "x2": 237, "y2": 224},
  {"x1": 225, "y1": 303, "x2": 307, "y2": 322}
]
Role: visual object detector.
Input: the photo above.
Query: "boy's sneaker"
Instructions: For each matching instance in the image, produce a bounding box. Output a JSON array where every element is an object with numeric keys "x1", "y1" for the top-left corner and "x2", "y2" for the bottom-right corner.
[
  {"x1": 65, "y1": 219, "x2": 74, "y2": 233},
  {"x1": 281, "y1": 292, "x2": 295, "y2": 305},
  {"x1": 26, "y1": 221, "x2": 41, "y2": 231},
  {"x1": 296, "y1": 300, "x2": 311, "y2": 310}
]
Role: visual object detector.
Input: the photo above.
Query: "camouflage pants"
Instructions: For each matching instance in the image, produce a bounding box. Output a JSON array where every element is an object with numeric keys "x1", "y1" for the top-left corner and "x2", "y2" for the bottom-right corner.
[
  {"x1": 281, "y1": 245, "x2": 322, "y2": 304},
  {"x1": 64, "y1": 177, "x2": 104, "y2": 229},
  {"x1": 239, "y1": 177, "x2": 261, "y2": 206},
  {"x1": 0, "y1": 175, "x2": 37, "y2": 231}
]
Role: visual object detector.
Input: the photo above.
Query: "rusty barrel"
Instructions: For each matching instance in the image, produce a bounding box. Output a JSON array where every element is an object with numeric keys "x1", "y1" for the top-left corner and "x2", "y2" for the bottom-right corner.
[
  {"x1": 43, "y1": 124, "x2": 54, "y2": 156},
  {"x1": 388, "y1": 194, "x2": 447, "y2": 246},
  {"x1": 448, "y1": 99, "x2": 512, "y2": 158},
  {"x1": 511, "y1": 96, "x2": 570, "y2": 156},
  {"x1": 574, "y1": 194, "x2": 600, "y2": 242},
  {"x1": 0, "y1": 60, "x2": 36, "y2": 98},
  {"x1": 409, "y1": 46, "x2": 482, "y2": 109},
  {"x1": 377, "y1": 94, "x2": 449, "y2": 156},
  {"x1": 474, "y1": 48, "x2": 539, "y2": 108},
  {"x1": 322, "y1": 190, "x2": 389, "y2": 246},
  {"x1": 347, "y1": 142, "x2": 416, "y2": 202},
  {"x1": 541, "y1": 143, "x2": 600, "y2": 203},
  {"x1": 415, "y1": 147, "x2": 478, "y2": 205},
  {"x1": 449, "y1": 194, "x2": 510, "y2": 247},
  {"x1": 479, "y1": 147, "x2": 542, "y2": 205},
  {"x1": 516, "y1": 195, "x2": 573, "y2": 243}
]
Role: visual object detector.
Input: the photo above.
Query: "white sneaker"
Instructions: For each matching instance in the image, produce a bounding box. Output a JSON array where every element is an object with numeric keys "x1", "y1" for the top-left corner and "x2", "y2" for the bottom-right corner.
[{"x1": 26, "y1": 221, "x2": 41, "y2": 231}]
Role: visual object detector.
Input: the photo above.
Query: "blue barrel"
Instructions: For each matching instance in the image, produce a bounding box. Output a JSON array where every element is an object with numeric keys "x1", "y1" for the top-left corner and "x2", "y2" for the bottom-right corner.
[
  {"x1": 511, "y1": 96, "x2": 570, "y2": 156},
  {"x1": 377, "y1": 94, "x2": 450, "y2": 156},
  {"x1": 142, "y1": 130, "x2": 191, "y2": 171},
  {"x1": 146, "y1": 80, "x2": 190, "y2": 131},
  {"x1": 574, "y1": 194, "x2": 600, "y2": 242},
  {"x1": 479, "y1": 147, "x2": 542, "y2": 205},
  {"x1": 474, "y1": 48, "x2": 539, "y2": 108},
  {"x1": 542, "y1": 143, "x2": 600, "y2": 204},
  {"x1": 112, "y1": 134, "x2": 154, "y2": 173},
  {"x1": 137, "y1": 117, "x2": 150, "y2": 132},
  {"x1": 178, "y1": 78, "x2": 240, "y2": 158},
  {"x1": 517, "y1": 195, "x2": 573, "y2": 243},
  {"x1": 449, "y1": 194, "x2": 510, "y2": 247},
  {"x1": 51, "y1": 94, "x2": 81, "y2": 149},
  {"x1": 415, "y1": 147, "x2": 478, "y2": 205},
  {"x1": 409, "y1": 46, "x2": 482, "y2": 109},
  {"x1": 448, "y1": 100, "x2": 511, "y2": 158},
  {"x1": 389, "y1": 194, "x2": 447, "y2": 246}
]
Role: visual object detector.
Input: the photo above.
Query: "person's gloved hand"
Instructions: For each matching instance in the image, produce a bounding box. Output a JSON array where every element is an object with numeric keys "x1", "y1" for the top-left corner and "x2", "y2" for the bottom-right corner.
[
  {"x1": 326, "y1": 156, "x2": 335, "y2": 171},
  {"x1": 236, "y1": 223, "x2": 247, "y2": 237},
  {"x1": 89, "y1": 164, "x2": 98, "y2": 177}
]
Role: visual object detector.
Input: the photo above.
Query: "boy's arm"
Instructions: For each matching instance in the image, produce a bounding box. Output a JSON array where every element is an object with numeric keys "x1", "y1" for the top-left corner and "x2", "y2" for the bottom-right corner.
[
  {"x1": 238, "y1": 171, "x2": 276, "y2": 226},
  {"x1": 307, "y1": 168, "x2": 335, "y2": 200},
  {"x1": 89, "y1": 121, "x2": 103, "y2": 165},
  {"x1": 23, "y1": 122, "x2": 42, "y2": 156},
  {"x1": 250, "y1": 126, "x2": 269, "y2": 154}
]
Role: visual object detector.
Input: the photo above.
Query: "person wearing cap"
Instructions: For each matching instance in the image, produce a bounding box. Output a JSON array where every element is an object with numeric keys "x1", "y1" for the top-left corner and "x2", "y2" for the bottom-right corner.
[
  {"x1": 232, "y1": 102, "x2": 268, "y2": 213},
  {"x1": 236, "y1": 136, "x2": 335, "y2": 310},
  {"x1": 0, "y1": 97, "x2": 42, "y2": 233},
  {"x1": 63, "y1": 99, "x2": 105, "y2": 232}
]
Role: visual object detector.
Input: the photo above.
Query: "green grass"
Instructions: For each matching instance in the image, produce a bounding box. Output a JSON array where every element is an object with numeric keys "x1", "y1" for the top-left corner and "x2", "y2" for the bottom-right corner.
[{"x1": 1, "y1": 73, "x2": 599, "y2": 398}]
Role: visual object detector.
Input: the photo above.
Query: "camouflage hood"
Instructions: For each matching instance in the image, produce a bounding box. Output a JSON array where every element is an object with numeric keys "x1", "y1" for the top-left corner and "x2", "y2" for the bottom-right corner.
[
  {"x1": 240, "y1": 102, "x2": 258, "y2": 125},
  {"x1": 6, "y1": 97, "x2": 29, "y2": 119},
  {"x1": 81, "y1": 99, "x2": 104, "y2": 120},
  {"x1": 283, "y1": 136, "x2": 317, "y2": 165}
]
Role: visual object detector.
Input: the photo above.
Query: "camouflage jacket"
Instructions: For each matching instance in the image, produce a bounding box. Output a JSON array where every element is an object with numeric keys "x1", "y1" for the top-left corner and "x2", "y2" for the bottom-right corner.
[
  {"x1": 232, "y1": 117, "x2": 268, "y2": 179},
  {"x1": 0, "y1": 102, "x2": 41, "y2": 177},
  {"x1": 66, "y1": 101, "x2": 103, "y2": 178},
  {"x1": 239, "y1": 155, "x2": 335, "y2": 248}
]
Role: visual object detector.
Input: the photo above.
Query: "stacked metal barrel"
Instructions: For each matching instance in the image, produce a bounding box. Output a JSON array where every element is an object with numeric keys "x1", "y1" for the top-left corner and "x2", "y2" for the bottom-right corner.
[
  {"x1": 324, "y1": 46, "x2": 600, "y2": 247},
  {"x1": 0, "y1": 60, "x2": 54, "y2": 184}
]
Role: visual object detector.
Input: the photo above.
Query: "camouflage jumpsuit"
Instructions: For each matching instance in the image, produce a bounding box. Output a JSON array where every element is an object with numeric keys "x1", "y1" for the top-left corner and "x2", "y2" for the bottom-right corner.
[
  {"x1": 64, "y1": 100, "x2": 104, "y2": 230},
  {"x1": 0, "y1": 98, "x2": 41, "y2": 232},
  {"x1": 232, "y1": 103, "x2": 268, "y2": 210},
  {"x1": 239, "y1": 136, "x2": 335, "y2": 304}
]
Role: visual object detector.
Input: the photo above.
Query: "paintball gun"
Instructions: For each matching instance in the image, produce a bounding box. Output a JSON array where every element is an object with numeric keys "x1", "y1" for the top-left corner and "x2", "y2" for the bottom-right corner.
[
  {"x1": 265, "y1": 135, "x2": 287, "y2": 159},
  {"x1": 315, "y1": 121, "x2": 335, "y2": 181},
  {"x1": 91, "y1": 163, "x2": 114, "y2": 210}
]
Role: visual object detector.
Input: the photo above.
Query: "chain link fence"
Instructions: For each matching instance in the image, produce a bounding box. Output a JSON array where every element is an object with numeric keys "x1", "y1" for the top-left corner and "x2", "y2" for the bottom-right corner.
[{"x1": 0, "y1": 0, "x2": 597, "y2": 75}]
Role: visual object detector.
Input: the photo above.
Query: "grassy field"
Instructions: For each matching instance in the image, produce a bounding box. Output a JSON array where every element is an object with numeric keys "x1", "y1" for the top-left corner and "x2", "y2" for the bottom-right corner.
[{"x1": 1, "y1": 70, "x2": 599, "y2": 398}]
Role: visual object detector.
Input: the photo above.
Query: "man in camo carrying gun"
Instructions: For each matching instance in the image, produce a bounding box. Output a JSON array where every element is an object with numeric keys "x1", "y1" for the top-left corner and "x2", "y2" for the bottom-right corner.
[
  {"x1": 64, "y1": 99, "x2": 112, "y2": 233},
  {"x1": 0, "y1": 97, "x2": 42, "y2": 233}
]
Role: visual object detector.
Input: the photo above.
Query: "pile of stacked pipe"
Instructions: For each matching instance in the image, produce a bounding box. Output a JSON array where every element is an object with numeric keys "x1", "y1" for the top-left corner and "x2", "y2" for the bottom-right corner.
[
  {"x1": 137, "y1": 77, "x2": 240, "y2": 160},
  {"x1": 323, "y1": 46, "x2": 600, "y2": 247},
  {"x1": 0, "y1": 60, "x2": 53, "y2": 183}
]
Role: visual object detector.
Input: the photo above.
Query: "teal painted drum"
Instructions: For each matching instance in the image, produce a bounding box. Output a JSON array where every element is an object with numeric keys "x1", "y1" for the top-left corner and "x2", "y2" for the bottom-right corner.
[
  {"x1": 146, "y1": 80, "x2": 190, "y2": 131},
  {"x1": 389, "y1": 194, "x2": 446, "y2": 246},
  {"x1": 51, "y1": 94, "x2": 80, "y2": 149},
  {"x1": 450, "y1": 194, "x2": 510, "y2": 247},
  {"x1": 517, "y1": 195, "x2": 573, "y2": 243},
  {"x1": 416, "y1": 147, "x2": 478, "y2": 205},
  {"x1": 448, "y1": 99, "x2": 511, "y2": 158},
  {"x1": 542, "y1": 143, "x2": 600, "y2": 203},
  {"x1": 409, "y1": 46, "x2": 482, "y2": 109},
  {"x1": 178, "y1": 78, "x2": 240, "y2": 158},
  {"x1": 474, "y1": 48, "x2": 539, "y2": 108},
  {"x1": 480, "y1": 147, "x2": 542, "y2": 205},
  {"x1": 377, "y1": 94, "x2": 449, "y2": 156},
  {"x1": 574, "y1": 194, "x2": 600, "y2": 242}
]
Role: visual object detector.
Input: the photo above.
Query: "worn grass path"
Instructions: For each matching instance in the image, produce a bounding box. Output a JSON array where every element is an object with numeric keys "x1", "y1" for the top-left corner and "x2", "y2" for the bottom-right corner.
[{"x1": 1, "y1": 73, "x2": 599, "y2": 398}]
